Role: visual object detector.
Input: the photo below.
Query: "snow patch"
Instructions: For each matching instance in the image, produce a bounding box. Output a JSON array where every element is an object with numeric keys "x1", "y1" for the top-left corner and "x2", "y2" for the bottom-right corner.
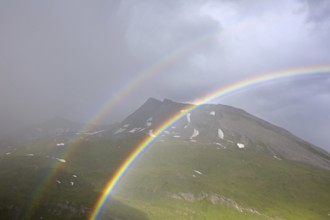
[
  {"x1": 173, "y1": 135, "x2": 181, "y2": 138},
  {"x1": 171, "y1": 126, "x2": 176, "y2": 129},
  {"x1": 218, "y1": 128, "x2": 224, "y2": 139},
  {"x1": 237, "y1": 143, "x2": 245, "y2": 149},
  {"x1": 180, "y1": 109, "x2": 188, "y2": 113},
  {"x1": 164, "y1": 130, "x2": 170, "y2": 134},
  {"x1": 113, "y1": 128, "x2": 126, "y2": 135},
  {"x1": 56, "y1": 158, "x2": 66, "y2": 163},
  {"x1": 56, "y1": 143, "x2": 65, "y2": 146},
  {"x1": 214, "y1": 142, "x2": 226, "y2": 149},
  {"x1": 123, "y1": 124, "x2": 130, "y2": 128},
  {"x1": 149, "y1": 130, "x2": 156, "y2": 137},
  {"x1": 70, "y1": 181, "x2": 74, "y2": 186},
  {"x1": 26, "y1": 153, "x2": 34, "y2": 156},
  {"x1": 5, "y1": 152, "x2": 11, "y2": 155},
  {"x1": 146, "y1": 121, "x2": 152, "y2": 127},
  {"x1": 193, "y1": 170, "x2": 203, "y2": 175},
  {"x1": 186, "y1": 113, "x2": 191, "y2": 123},
  {"x1": 210, "y1": 111, "x2": 215, "y2": 116},
  {"x1": 184, "y1": 125, "x2": 188, "y2": 129},
  {"x1": 56, "y1": 180, "x2": 61, "y2": 184},
  {"x1": 190, "y1": 128, "x2": 199, "y2": 139},
  {"x1": 84, "y1": 130, "x2": 105, "y2": 135},
  {"x1": 129, "y1": 128, "x2": 140, "y2": 133},
  {"x1": 146, "y1": 117, "x2": 153, "y2": 127},
  {"x1": 73, "y1": 175, "x2": 77, "y2": 178},
  {"x1": 273, "y1": 155, "x2": 282, "y2": 160}
]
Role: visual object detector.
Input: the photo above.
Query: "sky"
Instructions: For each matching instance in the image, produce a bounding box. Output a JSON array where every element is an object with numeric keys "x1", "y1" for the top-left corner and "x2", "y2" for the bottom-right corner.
[{"x1": 0, "y1": 0, "x2": 329, "y2": 151}]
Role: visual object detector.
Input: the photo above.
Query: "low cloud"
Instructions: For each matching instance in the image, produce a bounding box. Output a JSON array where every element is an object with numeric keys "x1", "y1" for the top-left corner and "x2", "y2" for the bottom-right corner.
[{"x1": 0, "y1": 0, "x2": 329, "y2": 150}]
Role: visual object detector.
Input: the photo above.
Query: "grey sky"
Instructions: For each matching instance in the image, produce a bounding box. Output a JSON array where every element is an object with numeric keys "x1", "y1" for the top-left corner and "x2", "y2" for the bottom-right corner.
[{"x1": 0, "y1": 0, "x2": 329, "y2": 151}]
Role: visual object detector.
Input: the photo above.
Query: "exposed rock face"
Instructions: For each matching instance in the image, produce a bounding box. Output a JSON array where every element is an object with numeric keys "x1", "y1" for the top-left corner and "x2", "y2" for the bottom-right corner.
[{"x1": 167, "y1": 191, "x2": 282, "y2": 220}]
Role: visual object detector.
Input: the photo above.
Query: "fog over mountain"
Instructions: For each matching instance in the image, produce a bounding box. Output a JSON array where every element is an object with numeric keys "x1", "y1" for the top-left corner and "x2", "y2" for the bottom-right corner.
[
  {"x1": 1, "y1": 97, "x2": 330, "y2": 219},
  {"x1": 0, "y1": 0, "x2": 329, "y2": 151}
]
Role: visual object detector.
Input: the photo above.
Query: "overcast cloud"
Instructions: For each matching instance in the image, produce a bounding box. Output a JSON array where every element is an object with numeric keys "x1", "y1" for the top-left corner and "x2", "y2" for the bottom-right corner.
[{"x1": 0, "y1": 0, "x2": 329, "y2": 151}]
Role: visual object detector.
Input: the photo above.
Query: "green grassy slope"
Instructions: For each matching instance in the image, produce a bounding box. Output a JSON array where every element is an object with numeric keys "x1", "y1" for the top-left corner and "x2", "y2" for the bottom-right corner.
[
  {"x1": 0, "y1": 136, "x2": 142, "y2": 219},
  {"x1": 0, "y1": 136, "x2": 329, "y2": 219},
  {"x1": 110, "y1": 140, "x2": 330, "y2": 220}
]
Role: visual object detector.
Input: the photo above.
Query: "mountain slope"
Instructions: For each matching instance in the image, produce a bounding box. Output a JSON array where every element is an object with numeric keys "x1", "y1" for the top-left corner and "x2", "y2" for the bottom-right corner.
[
  {"x1": 105, "y1": 98, "x2": 330, "y2": 219},
  {"x1": 112, "y1": 98, "x2": 330, "y2": 170},
  {"x1": 0, "y1": 98, "x2": 329, "y2": 219},
  {"x1": 112, "y1": 139, "x2": 330, "y2": 220}
]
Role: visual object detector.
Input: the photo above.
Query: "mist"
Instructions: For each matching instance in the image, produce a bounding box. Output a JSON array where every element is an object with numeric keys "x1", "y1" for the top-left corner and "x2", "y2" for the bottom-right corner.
[{"x1": 0, "y1": 0, "x2": 329, "y2": 151}]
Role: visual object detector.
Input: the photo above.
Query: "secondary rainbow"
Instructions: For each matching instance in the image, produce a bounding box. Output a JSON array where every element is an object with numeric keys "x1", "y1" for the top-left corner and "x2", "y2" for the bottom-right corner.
[
  {"x1": 26, "y1": 24, "x2": 255, "y2": 217},
  {"x1": 80, "y1": 30, "x2": 217, "y2": 131},
  {"x1": 89, "y1": 65, "x2": 330, "y2": 220},
  {"x1": 24, "y1": 31, "x2": 218, "y2": 218}
]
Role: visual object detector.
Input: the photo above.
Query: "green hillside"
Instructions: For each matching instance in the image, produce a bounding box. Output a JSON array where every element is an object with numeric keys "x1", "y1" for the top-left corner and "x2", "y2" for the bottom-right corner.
[
  {"x1": 0, "y1": 135, "x2": 329, "y2": 219},
  {"x1": 108, "y1": 139, "x2": 330, "y2": 220}
]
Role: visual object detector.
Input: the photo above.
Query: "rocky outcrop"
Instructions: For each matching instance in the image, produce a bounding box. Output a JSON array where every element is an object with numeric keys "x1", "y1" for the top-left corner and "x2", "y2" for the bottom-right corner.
[{"x1": 167, "y1": 191, "x2": 282, "y2": 220}]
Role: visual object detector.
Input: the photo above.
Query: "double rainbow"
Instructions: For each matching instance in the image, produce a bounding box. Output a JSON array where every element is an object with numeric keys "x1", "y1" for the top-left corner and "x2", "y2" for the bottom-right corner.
[
  {"x1": 89, "y1": 66, "x2": 330, "y2": 220},
  {"x1": 24, "y1": 30, "x2": 227, "y2": 217}
]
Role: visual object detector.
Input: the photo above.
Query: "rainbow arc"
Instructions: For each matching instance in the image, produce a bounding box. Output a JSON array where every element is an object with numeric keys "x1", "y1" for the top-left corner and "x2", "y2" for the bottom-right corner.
[{"x1": 89, "y1": 66, "x2": 330, "y2": 220}]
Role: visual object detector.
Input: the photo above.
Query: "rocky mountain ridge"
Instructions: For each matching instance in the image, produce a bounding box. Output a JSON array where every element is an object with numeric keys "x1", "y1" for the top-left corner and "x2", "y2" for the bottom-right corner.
[{"x1": 112, "y1": 97, "x2": 330, "y2": 170}]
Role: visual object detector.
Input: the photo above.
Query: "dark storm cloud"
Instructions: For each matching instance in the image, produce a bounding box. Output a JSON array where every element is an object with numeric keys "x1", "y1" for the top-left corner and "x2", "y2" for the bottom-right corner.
[
  {"x1": 0, "y1": 0, "x2": 329, "y2": 151},
  {"x1": 220, "y1": 76, "x2": 330, "y2": 151}
]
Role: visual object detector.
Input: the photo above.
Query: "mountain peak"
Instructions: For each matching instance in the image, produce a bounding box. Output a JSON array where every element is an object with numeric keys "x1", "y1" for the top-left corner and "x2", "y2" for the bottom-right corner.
[
  {"x1": 162, "y1": 98, "x2": 173, "y2": 103},
  {"x1": 145, "y1": 97, "x2": 162, "y2": 105},
  {"x1": 113, "y1": 98, "x2": 330, "y2": 170}
]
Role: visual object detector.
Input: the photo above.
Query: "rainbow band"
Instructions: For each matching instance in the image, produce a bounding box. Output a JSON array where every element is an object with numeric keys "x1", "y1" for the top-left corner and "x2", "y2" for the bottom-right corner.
[
  {"x1": 25, "y1": 30, "x2": 228, "y2": 217},
  {"x1": 89, "y1": 66, "x2": 330, "y2": 220},
  {"x1": 25, "y1": 26, "x2": 248, "y2": 216},
  {"x1": 81, "y1": 31, "x2": 217, "y2": 130},
  {"x1": 25, "y1": 35, "x2": 203, "y2": 215}
]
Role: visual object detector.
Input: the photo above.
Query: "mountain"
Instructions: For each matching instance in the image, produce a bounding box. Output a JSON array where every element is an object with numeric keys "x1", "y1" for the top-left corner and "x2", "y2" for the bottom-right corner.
[
  {"x1": 0, "y1": 98, "x2": 330, "y2": 219},
  {"x1": 0, "y1": 117, "x2": 118, "y2": 154},
  {"x1": 112, "y1": 97, "x2": 330, "y2": 170},
  {"x1": 108, "y1": 98, "x2": 330, "y2": 220}
]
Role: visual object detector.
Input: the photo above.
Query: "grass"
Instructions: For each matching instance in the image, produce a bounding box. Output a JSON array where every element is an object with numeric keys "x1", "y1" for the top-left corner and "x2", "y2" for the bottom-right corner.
[
  {"x1": 0, "y1": 136, "x2": 329, "y2": 219},
  {"x1": 110, "y1": 139, "x2": 330, "y2": 220}
]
